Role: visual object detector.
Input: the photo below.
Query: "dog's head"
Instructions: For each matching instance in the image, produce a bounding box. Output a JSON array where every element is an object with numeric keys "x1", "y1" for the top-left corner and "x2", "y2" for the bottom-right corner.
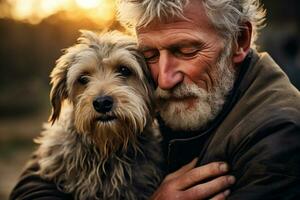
[{"x1": 49, "y1": 30, "x2": 155, "y2": 154}]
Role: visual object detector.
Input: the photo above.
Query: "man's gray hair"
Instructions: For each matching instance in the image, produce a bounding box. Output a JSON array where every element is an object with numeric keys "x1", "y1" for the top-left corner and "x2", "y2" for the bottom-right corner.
[{"x1": 117, "y1": 0, "x2": 266, "y2": 49}]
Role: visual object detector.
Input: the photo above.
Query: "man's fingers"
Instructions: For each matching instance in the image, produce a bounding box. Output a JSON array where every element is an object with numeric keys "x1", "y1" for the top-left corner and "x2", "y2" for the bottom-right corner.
[
  {"x1": 164, "y1": 158, "x2": 198, "y2": 182},
  {"x1": 174, "y1": 162, "x2": 229, "y2": 189},
  {"x1": 183, "y1": 175, "x2": 235, "y2": 200},
  {"x1": 151, "y1": 161, "x2": 233, "y2": 200}
]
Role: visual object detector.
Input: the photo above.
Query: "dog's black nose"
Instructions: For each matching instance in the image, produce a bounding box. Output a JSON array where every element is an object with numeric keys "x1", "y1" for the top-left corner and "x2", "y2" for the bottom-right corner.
[{"x1": 93, "y1": 96, "x2": 114, "y2": 113}]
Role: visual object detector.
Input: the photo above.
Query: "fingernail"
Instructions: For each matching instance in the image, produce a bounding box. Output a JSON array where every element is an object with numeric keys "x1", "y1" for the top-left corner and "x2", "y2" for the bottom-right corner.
[
  {"x1": 192, "y1": 157, "x2": 199, "y2": 163},
  {"x1": 224, "y1": 189, "x2": 231, "y2": 196},
  {"x1": 219, "y1": 163, "x2": 229, "y2": 172},
  {"x1": 227, "y1": 176, "x2": 236, "y2": 184}
]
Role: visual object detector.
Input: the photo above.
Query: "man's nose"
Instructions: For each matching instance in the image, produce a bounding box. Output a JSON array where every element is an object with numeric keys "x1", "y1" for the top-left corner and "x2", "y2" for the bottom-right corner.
[{"x1": 157, "y1": 51, "x2": 183, "y2": 90}]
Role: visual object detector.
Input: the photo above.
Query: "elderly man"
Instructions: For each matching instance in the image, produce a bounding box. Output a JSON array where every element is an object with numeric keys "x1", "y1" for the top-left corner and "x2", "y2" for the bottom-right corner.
[
  {"x1": 117, "y1": 0, "x2": 300, "y2": 199},
  {"x1": 10, "y1": 0, "x2": 300, "y2": 199}
]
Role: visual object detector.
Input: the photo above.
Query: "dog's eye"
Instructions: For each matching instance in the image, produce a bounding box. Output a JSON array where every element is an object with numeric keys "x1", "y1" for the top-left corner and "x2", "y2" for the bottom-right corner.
[
  {"x1": 78, "y1": 75, "x2": 89, "y2": 85},
  {"x1": 117, "y1": 65, "x2": 132, "y2": 77}
]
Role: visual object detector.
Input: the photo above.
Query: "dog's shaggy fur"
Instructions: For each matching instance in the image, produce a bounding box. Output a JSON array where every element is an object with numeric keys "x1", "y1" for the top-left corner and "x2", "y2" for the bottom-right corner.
[{"x1": 34, "y1": 31, "x2": 162, "y2": 200}]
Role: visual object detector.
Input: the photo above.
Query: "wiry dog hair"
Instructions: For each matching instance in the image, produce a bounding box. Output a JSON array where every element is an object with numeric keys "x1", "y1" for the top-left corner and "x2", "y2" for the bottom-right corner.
[{"x1": 34, "y1": 30, "x2": 162, "y2": 200}]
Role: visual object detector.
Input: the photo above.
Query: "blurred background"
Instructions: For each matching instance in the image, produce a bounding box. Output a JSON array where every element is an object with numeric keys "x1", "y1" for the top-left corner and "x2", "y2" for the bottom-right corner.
[{"x1": 0, "y1": 0, "x2": 299, "y2": 199}]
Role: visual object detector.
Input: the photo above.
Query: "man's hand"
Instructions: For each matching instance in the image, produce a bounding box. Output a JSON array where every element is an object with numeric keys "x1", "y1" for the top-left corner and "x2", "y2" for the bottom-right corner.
[{"x1": 151, "y1": 159, "x2": 235, "y2": 200}]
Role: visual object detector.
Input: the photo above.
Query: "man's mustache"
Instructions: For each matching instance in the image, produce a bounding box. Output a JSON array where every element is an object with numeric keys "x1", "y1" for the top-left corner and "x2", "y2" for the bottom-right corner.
[{"x1": 155, "y1": 83, "x2": 207, "y2": 99}]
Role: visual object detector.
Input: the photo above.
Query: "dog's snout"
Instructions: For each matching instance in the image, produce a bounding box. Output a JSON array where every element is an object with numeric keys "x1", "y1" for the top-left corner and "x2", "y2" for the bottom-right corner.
[{"x1": 93, "y1": 96, "x2": 114, "y2": 113}]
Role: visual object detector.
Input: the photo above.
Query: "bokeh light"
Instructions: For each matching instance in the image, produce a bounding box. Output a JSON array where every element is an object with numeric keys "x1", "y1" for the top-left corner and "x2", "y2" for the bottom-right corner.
[
  {"x1": 75, "y1": 0, "x2": 101, "y2": 9},
  {"x1": 2, "y1": 0, "x2": 115, "y2": 25}
]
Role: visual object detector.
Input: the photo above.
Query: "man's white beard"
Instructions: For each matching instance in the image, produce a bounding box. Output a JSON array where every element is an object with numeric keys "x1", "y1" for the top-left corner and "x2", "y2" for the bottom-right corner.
[{"x1": 155, "y1": 48, "x2": 235, "y2": 131}]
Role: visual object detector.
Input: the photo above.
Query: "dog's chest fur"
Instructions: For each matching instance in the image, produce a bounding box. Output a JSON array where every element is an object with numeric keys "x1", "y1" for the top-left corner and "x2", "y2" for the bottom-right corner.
[{"x1": 35, "y1": 109, "x2": 162, "y2": 200}]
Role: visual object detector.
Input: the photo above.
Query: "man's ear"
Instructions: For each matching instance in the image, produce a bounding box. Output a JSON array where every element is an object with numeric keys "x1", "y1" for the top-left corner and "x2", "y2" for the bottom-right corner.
[{"x1": 232, "y1": 21, "x2": 252, "y2": 64}]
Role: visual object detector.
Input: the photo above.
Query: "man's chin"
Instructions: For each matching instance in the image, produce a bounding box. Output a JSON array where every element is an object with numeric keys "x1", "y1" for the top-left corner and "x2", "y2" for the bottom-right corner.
[
  {"x1": 167, "y1": 98, "x2": 198, "y2": 110},
  {"x1": 159, "y1": 101, "x2": 212, "y2": 131},
  {"x1": 160, "y1": 112, "x2": 203, "y2": 131}
]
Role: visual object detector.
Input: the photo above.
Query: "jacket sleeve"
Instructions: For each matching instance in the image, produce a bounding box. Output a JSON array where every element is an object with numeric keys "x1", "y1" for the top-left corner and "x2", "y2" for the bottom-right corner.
[
  {"x1": 229, "y1": 119, "x2": 300, "y2": 200},
  {"x1": 9, "y1": 158, "x2": 72, "y2": 200}
]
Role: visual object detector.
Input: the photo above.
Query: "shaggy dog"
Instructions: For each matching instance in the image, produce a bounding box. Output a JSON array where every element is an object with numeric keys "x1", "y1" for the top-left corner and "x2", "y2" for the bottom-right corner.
[{"x1": 34, "y1": 31, "x2": 162, "y2": 200}]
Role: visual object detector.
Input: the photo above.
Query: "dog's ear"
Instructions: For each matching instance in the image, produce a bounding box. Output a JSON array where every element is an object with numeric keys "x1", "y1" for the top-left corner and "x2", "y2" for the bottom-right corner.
[{"x1": 49, "y1": 53, "x2": 72, "y2": 124}]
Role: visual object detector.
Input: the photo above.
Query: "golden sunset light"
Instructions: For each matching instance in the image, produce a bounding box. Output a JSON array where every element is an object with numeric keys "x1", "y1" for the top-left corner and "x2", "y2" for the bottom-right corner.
[
  {"x1": 2, "y1": 0, "x2": 115, "y2": 25},
  {"x1": 75, "y1": 0, "x2": 102, "y2": 9}
]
